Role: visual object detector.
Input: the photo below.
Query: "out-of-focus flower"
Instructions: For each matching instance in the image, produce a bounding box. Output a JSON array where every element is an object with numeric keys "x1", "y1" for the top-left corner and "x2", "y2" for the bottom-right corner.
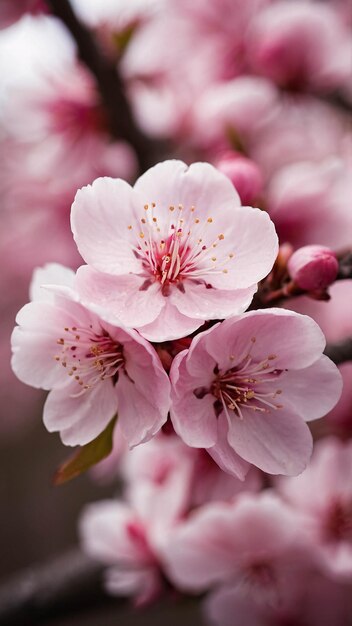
[
  {"x1": 246, "y1": 2, "x2": 352, "y2": 91},
  {"x1": 205, "y1": 571, "x2": 352, "y2": 626},
  {"x1": 0, "y1": 0, "x2": 46, "y2": 30},
  {"x1": 80, "y1": 499, "x2": 164, "y2": 606},
  {"x1": 72, "y1": 160, "x2": 278, "y2": 342},
  {"x1": 215, "y1": 152, "x2": 263, "y2": 205},
  {"x1": 267, "y1": 159, "x2": 352, "y2": 249},
  {"x1": 288, "y1": 245, "x2": 339, "y2": 292},
  {"x1": 170, "y1": 309, "x2": 342, "y2": 477},
  {"x1": 11, "y1": 264, "x2": 170, "y2": 447},
  {"x1": 278, "y1": 437, "x2": 352, "y2": 581},
  {"x1": 163, "y1": 492, "x2": 311, "y2": 601}
]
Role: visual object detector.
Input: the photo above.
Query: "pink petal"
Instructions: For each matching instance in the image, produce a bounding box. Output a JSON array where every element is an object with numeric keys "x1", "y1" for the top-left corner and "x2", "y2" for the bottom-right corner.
[
  {"x1": 138, "y1": 299, "x2": 201, "y2": 342},
  {"x1": 198, "y1": 206, "x2": 278, "y2": 290},
  {"x1": 207, "y1": 413, "x2": 250, "y2": 480},
  {"x1": 134, "y1": 160, "x2": 241, "y2": 233},
  {"x1": 75, "y1": 265, "x2": 164, "y2": 329},
  {"x1": 116, "y1": 372, "x2": 168, "y2": 448},
  {"x1": 170, "y1": 354, "x2": 217, "y2": 448},
  {"x1": 11, "y1": 301, "x2": 77, "y2": 390},
  {"x1": 43, "y1": 380, "x2": 117, "y2": 446},
  {"x1": 274, "y1": 355, "x2": 343, "y2": 422},
  {"x1": 226, "y1": 406, "x2": 313, "y2": 475},
  {"x1": 205, "y1": 309, "x2": 326, "y2": 371},
  {"x1": 170, "y1": 280, "x2": 256, "y2": 320},
  {"x1": 29, "y1": 263, "x2": 75, "y2": 302},
  {"x1": 71, "y1": 177, "x2": 141, "y2": 274}
]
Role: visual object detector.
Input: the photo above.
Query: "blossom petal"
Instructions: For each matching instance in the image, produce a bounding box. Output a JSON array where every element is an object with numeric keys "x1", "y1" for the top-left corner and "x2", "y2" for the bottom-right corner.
[
  {"x1": 43, "y1": 380, "x2": 117, "y2": 446},
  {"x1": 226, "y1": 406, "x2": 313, "y2": 475},
  {"x1": 275, "y1": 355, "x2": 343, "y2": 421},
  {"x1": 170, "y1": 281, "x2": 256, "y2": 320},
  {"x1": 207, "y1": 414, "x2": 250, "y2": 480},
  {"x1": 75, "y1": 265, "x2": 165, "y2": 328},
  {"x1": 71, "y1": 177, "x2": 141, "y2": 274},
  {"x1": 116, "y1": 371, "x2": 167, "y2": 448},
  {"x1": 138, "y1": 299, "x2": 201, "y2": 342},
  {"x1": 204, "y1": 309, "x2": 326, "y2": 371}
]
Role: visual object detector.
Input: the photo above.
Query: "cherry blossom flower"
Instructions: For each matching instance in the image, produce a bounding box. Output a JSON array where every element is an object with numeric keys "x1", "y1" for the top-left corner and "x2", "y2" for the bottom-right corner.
[
  {"x1": 278, "y1": 437, "x2": 352, "y2": 581},
  {"x1": 163, "y1": 492, "x2": 311, "y2": 601},
  {"x1": 71, "y1": 160, "x2": 278, "y2": 342},
  {"x1": 246, "y1": 1, "x2": 352, "y2": 92},
  {"x1": 79, "y1": 499, "x2": 163, "y2": 606},
  {"x1": 11, "y1": 264, "x2": 170, "y2": 446},
  {"x1": 205, "y1": 571, "x2": 352, "y2": 626},
  {"x1": 170, "y1": 308, "x2": 342, "y2": 477}
]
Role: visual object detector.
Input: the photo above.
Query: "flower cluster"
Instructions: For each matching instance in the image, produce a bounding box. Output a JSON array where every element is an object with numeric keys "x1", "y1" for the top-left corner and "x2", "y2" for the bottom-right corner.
[
  {"x1": 3, "y1": 1, "x2": 352, "y2": 624},
  {"x1": 11, "y1": 160, "x2": 342, "y2": 479}
]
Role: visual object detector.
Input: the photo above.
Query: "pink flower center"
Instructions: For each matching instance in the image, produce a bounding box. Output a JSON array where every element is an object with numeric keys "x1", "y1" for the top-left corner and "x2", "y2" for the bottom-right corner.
[
  {"x1": 46, "y1": 96, "x2": 106, "y2": 136},
  {"x1": 55, "y1": 325, "x2": 124, "y2": 395},
  {"x1": 128, "y1": 203, "x2": 235, "y2": 294},
  {"x1": 324, "y1": 499, "x2": 352, "y2": 542},
  {"x1": 210, "y1": 338, "x2": 283, "y2": 420}
]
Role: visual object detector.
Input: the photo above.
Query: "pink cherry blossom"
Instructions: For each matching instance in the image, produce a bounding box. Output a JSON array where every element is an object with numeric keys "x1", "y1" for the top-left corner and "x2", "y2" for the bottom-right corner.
[
  {"x1": 267, "y1": 159, "x2": 352, "y2": 250},
  {"x1": 288, "y1": 245, "x2": 339, "y2": 292},
  {"x1": 122, "y1": 432, "x2": 261, "y2": 515},
  {"x1": 71, "y1": 160, "x2": 278, "y2": 342},
  {"x1": 278, "y1": 437, "x2": 352, "y2": 581},
  {"x1": 170, "y1": 309, "x2": 342, "y2": 477},
  {"x1": 246, "y1": 1, "x2": 352, "y2": 92},
  {"x1": 11, "y1": 264, "x2": 170, "y2": 447},
  {"x1": 205, "y1": 572, "x2": 352, "y2": 626},
  {"x1": 163, "y1": 491, "x2": 311, "y2": 601},
  {"x1": 79, "y1": 500, "x2": 163, "y2": 606}
]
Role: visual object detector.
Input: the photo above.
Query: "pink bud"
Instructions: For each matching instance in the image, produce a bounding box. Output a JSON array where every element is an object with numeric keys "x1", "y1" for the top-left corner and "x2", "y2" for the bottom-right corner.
[
  {"x1": 216, "y1": 153, "x2": 263, "y2": 205},
  {"x1": 288, "y1": 245, "x2": 339, "y2": 291}
]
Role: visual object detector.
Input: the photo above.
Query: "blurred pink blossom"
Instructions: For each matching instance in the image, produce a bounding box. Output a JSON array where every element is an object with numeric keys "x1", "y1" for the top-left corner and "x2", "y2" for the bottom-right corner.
[{"x1": 278, "y1": 437, "x2": 352, "y2": 581}]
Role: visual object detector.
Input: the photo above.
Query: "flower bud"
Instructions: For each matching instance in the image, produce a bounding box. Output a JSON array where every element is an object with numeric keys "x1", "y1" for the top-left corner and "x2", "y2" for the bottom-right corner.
[
  {"x1": 288, "y1": 245, "x2": 339, "y2": 291},
  {"x1": 216, "y1": 153, "x2": 263, "y2": 205}
]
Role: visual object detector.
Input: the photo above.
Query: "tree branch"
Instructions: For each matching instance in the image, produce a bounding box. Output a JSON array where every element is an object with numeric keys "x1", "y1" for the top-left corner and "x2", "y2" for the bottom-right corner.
[
  {"x1": 325, "y1": 337, "x2": 352, "y2": 366},
  {"x1": 0, "y1": 548, "x2": 113, "y2": 625},
  {"x1": 45, "y1": 0, "x2": 166, "y2": 172}
]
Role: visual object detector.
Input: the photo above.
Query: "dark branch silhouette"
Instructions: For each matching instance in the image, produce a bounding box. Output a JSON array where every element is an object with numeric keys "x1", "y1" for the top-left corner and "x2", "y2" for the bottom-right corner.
[{"x1": 46, "y1": 0, "x2": 166, "y2": 172}]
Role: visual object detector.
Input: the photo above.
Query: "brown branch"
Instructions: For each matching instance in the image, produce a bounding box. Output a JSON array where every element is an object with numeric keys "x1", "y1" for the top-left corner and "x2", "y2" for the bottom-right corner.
[
  {"x1": 45, "y1": 0, "x2": 167, "y2": 172},
  {"x1": 0, "y1": 548, "x2": 114, "y2": 625},
  {"x1": 325, "y1": 337, "x2": 352, "y2": 366}
]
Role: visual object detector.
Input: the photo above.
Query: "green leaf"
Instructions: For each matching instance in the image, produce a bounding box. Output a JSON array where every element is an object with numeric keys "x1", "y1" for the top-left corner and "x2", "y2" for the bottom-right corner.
[{"x1": 54, "y1": 415, "x2": 117, "y2": 485}]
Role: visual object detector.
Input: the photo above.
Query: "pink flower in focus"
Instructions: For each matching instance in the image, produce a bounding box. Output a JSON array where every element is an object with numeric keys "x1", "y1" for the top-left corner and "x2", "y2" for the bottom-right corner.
[
  {"x1": 278, "y1": 437, "x2": 352, "y2": 581},
  {"x1": 71, "y1": 160, "x2": 278, "y2": 341},
  {"x1": 288, "y1": 245, "x2": 339, "y2": 292},
  {"x1": 11, "y1": 264, "x2": 170, "y2": 447},
  {"x1": 170, "y1": 309, "x2": 342, "y2": 477}
]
